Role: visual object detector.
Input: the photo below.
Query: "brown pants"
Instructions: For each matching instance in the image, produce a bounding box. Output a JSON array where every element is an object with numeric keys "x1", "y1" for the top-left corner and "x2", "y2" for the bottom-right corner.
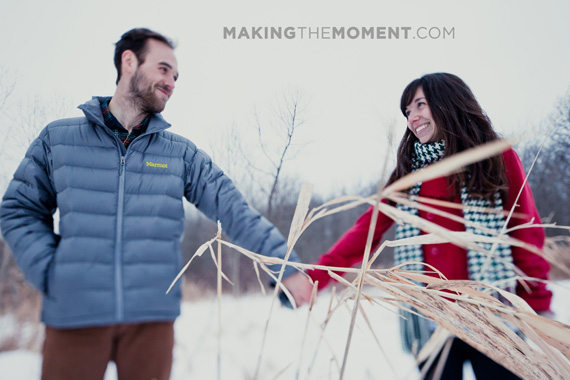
[{"x1": 41, "y1": 322, "x2": 175, "y2": 380}]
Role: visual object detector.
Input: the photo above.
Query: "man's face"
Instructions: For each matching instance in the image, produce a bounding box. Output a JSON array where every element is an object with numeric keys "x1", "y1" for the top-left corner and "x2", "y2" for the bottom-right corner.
[{"x1": 128, "y1": 39, "x2": 179, "y2": 114}]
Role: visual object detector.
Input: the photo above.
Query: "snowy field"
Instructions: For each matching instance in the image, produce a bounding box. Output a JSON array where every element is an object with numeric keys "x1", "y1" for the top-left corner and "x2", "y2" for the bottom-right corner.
[{"x1": 1, "y1": 281, "x2": 569, "y2": 380}]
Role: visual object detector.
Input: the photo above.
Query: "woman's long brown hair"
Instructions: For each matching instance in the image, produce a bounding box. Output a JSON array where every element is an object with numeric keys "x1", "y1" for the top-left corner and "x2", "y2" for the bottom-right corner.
[{"x1": 387, "y1": 73, "x2": 507, "y2": 203}]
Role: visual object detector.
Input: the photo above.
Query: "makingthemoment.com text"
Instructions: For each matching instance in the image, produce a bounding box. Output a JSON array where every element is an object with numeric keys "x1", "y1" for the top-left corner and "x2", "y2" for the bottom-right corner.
[{"x1": 223, "y1": 26, "x2": 455, "y2": 40}]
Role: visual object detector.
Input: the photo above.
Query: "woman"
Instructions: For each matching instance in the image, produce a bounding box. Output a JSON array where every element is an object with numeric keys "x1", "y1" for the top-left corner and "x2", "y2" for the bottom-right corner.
[{"x1": 284, "y1": 73, "x2": 552, "y2": 379}]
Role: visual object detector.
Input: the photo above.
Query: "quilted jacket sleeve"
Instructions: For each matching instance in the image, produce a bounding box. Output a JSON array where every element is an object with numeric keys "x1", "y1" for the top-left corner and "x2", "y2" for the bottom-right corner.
[
  {"x1": 0, "y1": 129, "x2": 59, "y2": 294},
  {"x1": 183, "y1": 145, "x2": 299, "y2": 278},
  {"x1": 503, "y1": 149, "x2": 552, "y2": 312}
]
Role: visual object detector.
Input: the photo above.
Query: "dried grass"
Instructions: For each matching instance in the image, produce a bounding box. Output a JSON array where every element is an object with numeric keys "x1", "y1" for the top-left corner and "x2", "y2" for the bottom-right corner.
[
  {"x1": 169, "y1": 140, "x2": 570, "y2": 380},
  {"x1": 0, "y1": 276, "x2": 43, "y2": 353},
  {"x1": 544, "y1": 236, "x2": 570, "y2": 280}
]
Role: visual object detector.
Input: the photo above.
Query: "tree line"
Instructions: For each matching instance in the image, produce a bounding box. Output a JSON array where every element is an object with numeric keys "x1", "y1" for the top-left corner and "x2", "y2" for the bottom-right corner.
[{"x1": 0, "y1": 69, "x2": 568, "y2": 299}]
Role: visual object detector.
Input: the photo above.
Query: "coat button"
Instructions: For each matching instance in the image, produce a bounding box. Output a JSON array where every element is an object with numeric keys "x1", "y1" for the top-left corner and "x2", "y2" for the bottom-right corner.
[
  {"x1": 431, "y1": 247, "x2": 439, "y2": 256},
  {"x1": 426, "y1": 212, "x2": 435, "y2": 220}
]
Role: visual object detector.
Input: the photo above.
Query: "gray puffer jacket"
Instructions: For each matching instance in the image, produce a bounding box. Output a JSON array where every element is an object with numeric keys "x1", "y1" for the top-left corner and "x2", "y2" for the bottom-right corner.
[{"x1": 0, "y1": 97, "x2": 299, "y2": 328}]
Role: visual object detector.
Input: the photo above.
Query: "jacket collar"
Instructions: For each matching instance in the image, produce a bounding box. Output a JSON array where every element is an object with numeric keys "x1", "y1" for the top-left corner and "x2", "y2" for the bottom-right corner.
[{"x1": 78, "y1": 96, "x2": 172, "y2": 134}]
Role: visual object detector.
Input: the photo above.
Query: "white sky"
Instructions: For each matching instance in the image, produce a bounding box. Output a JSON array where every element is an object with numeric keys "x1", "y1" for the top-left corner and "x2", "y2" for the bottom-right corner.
[{"x1": 1, "y1": 0, "x2": 569, "y2": 196}]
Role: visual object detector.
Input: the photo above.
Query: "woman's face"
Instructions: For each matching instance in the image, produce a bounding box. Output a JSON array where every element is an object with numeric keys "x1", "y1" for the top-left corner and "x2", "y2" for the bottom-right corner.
[{"x1": 405, "y1": 87, "x2": 442, "y2": 144}]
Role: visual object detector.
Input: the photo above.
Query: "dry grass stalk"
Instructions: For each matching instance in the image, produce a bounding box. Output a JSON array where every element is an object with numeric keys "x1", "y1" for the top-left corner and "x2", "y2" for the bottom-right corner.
[
  {"x1": 338, "y1": 177, "x2": 385, "y2": 379},
  {"x1": 216, "y1": 223, "x2": 223, "y2": 380},
  {"x1": 304, "y1": 287, "x2": 341, "y2": 378},
  {"x1": 382, "y1": 139, "x2": 512, "y2": 195},
  {"x1": 254, "y1": 183, "x2": 315, "y2": 379},
  {"x1": 420, "y1": 333, "x2": 454, "y2": 380},
  {"x1": 543, "y1": 236, "x2": 570, "y2": 279},
  {"x1": 416, "y1": 327, "x2": 452, "y2": 379},
  {"x1": 295, "y1": 281, "x2": 319, "y2": 380},
  {"x1": 354, "y1": 296, "x2": 400, "y2": 377},
  {"x1": 371, "y1": 272, "x2": 569, "y2": 379},
  {"x1": 169, "y1": 140, "x2": 570, "y2": 379},
  {"x1": 334, "y1": 126, "x2": 398, "y2": 378},
  {"x1": 170, "y1": 231, "x2": 570, "y2": 379}
]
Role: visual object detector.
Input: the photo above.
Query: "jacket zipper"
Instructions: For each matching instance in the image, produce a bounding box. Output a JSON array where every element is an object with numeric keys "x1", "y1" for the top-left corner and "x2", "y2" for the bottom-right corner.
[
  {"x1": 115, "y1": 155, "x2": 126, "y2": 321},
  {"x1": 100, "y1": 122, "x2": 159, "y2": 323}
]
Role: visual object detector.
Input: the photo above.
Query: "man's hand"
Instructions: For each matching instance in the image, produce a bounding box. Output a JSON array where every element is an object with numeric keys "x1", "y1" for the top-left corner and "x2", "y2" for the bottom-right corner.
[{"x1": 281, "y1": 271, "x2": 315, "y2": 307}]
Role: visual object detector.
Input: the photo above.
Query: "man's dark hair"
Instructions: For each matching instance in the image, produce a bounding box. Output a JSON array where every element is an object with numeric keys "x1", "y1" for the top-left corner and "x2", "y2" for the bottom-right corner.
[{"x1": 114, "y1": 28, "x2": 175, "y2": 84}]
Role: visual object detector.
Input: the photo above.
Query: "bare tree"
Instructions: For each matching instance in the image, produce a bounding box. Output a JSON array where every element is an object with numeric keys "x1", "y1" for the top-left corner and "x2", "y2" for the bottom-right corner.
[
  {"x1": 209, "y1": 89, "x2": 309, "y2": 215},
  {"x1": 0, "y1": 91, "x2": 74, "y2": 196},
  {"x1": 0, "y1": 66, "x2": 15, "y2": 112},
  {"x1": 7, "y1": 92, "x2": 74, "y2": 147},
  {"x1": 521, "y1": 87, "x2": 570, "y2": 232},
  {"x1": 197, "y1": 90, "x2": 309, "y2": 293},
  {"x1": 0, "y1": 65, "x2": 17, "y2": 267},
  {"x1": 0, "y1": 66, "x2": 16, "y2": 166},
  {"x1": 188, "y1": 101, "x2": 405, "y2": 292},
  {"x1": 0, "y1": 69, "x2": 45, "y2": 349},
  {"x1": 208, "y1": 121, "x2": 257, "y2": 195},
  {"x1": 251, "y1": 89, "x2": 308, "y2": 218}
]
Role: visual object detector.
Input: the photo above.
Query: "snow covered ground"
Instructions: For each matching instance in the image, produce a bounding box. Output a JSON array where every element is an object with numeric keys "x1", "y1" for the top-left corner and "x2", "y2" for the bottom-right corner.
[{"x1": 1, "y1": 281, "x2": 569, "y2": 380}]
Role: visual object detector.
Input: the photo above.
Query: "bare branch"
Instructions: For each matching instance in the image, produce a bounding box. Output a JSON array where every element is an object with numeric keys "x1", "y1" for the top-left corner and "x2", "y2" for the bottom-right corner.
[{"x1": 264, "y1": 90, "x2": 308, "y2": 218}]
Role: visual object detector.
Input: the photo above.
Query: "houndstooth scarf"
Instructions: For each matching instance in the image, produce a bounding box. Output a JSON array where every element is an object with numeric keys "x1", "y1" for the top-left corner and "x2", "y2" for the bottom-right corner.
[
  {"x1": 395, "y1": 140, "x2": 517, "y2": 354},
  {"x1": 394, "y1": 140, "x2": 516, "y2": 286}
]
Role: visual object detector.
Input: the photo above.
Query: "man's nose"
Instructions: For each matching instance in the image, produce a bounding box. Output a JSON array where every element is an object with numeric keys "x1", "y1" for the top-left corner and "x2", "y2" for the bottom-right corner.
[{"x1": 163, "y1": 76, "x2": 176, "y2": 92}]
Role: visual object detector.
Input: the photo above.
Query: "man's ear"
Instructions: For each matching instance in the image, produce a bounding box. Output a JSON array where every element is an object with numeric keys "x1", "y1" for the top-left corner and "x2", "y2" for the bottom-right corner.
[{"x1": 121, "y1": 50, "x2": 138, "y2": 76}]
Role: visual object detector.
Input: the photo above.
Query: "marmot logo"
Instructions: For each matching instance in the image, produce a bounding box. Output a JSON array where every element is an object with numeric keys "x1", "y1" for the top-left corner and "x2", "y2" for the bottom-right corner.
[{"x1": 146, "y1": 161, "x2": 168, "y2": 168}]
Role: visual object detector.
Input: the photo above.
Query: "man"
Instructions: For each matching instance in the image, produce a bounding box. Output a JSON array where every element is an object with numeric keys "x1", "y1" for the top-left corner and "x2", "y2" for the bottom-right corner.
[{"x1": 0, "y1": 28, "x2": 300, "y2": 380}]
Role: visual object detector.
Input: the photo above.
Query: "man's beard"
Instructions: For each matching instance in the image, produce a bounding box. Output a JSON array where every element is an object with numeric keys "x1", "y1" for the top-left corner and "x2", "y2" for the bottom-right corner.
[{"x1": 128, "y1": 69, "x2": 167, "y2": 114}]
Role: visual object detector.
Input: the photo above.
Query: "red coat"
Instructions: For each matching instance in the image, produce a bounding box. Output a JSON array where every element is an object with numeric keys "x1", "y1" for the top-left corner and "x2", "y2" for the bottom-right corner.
[{"x1": 308, "y1": 149, "x2": 552, "y2": 312}]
